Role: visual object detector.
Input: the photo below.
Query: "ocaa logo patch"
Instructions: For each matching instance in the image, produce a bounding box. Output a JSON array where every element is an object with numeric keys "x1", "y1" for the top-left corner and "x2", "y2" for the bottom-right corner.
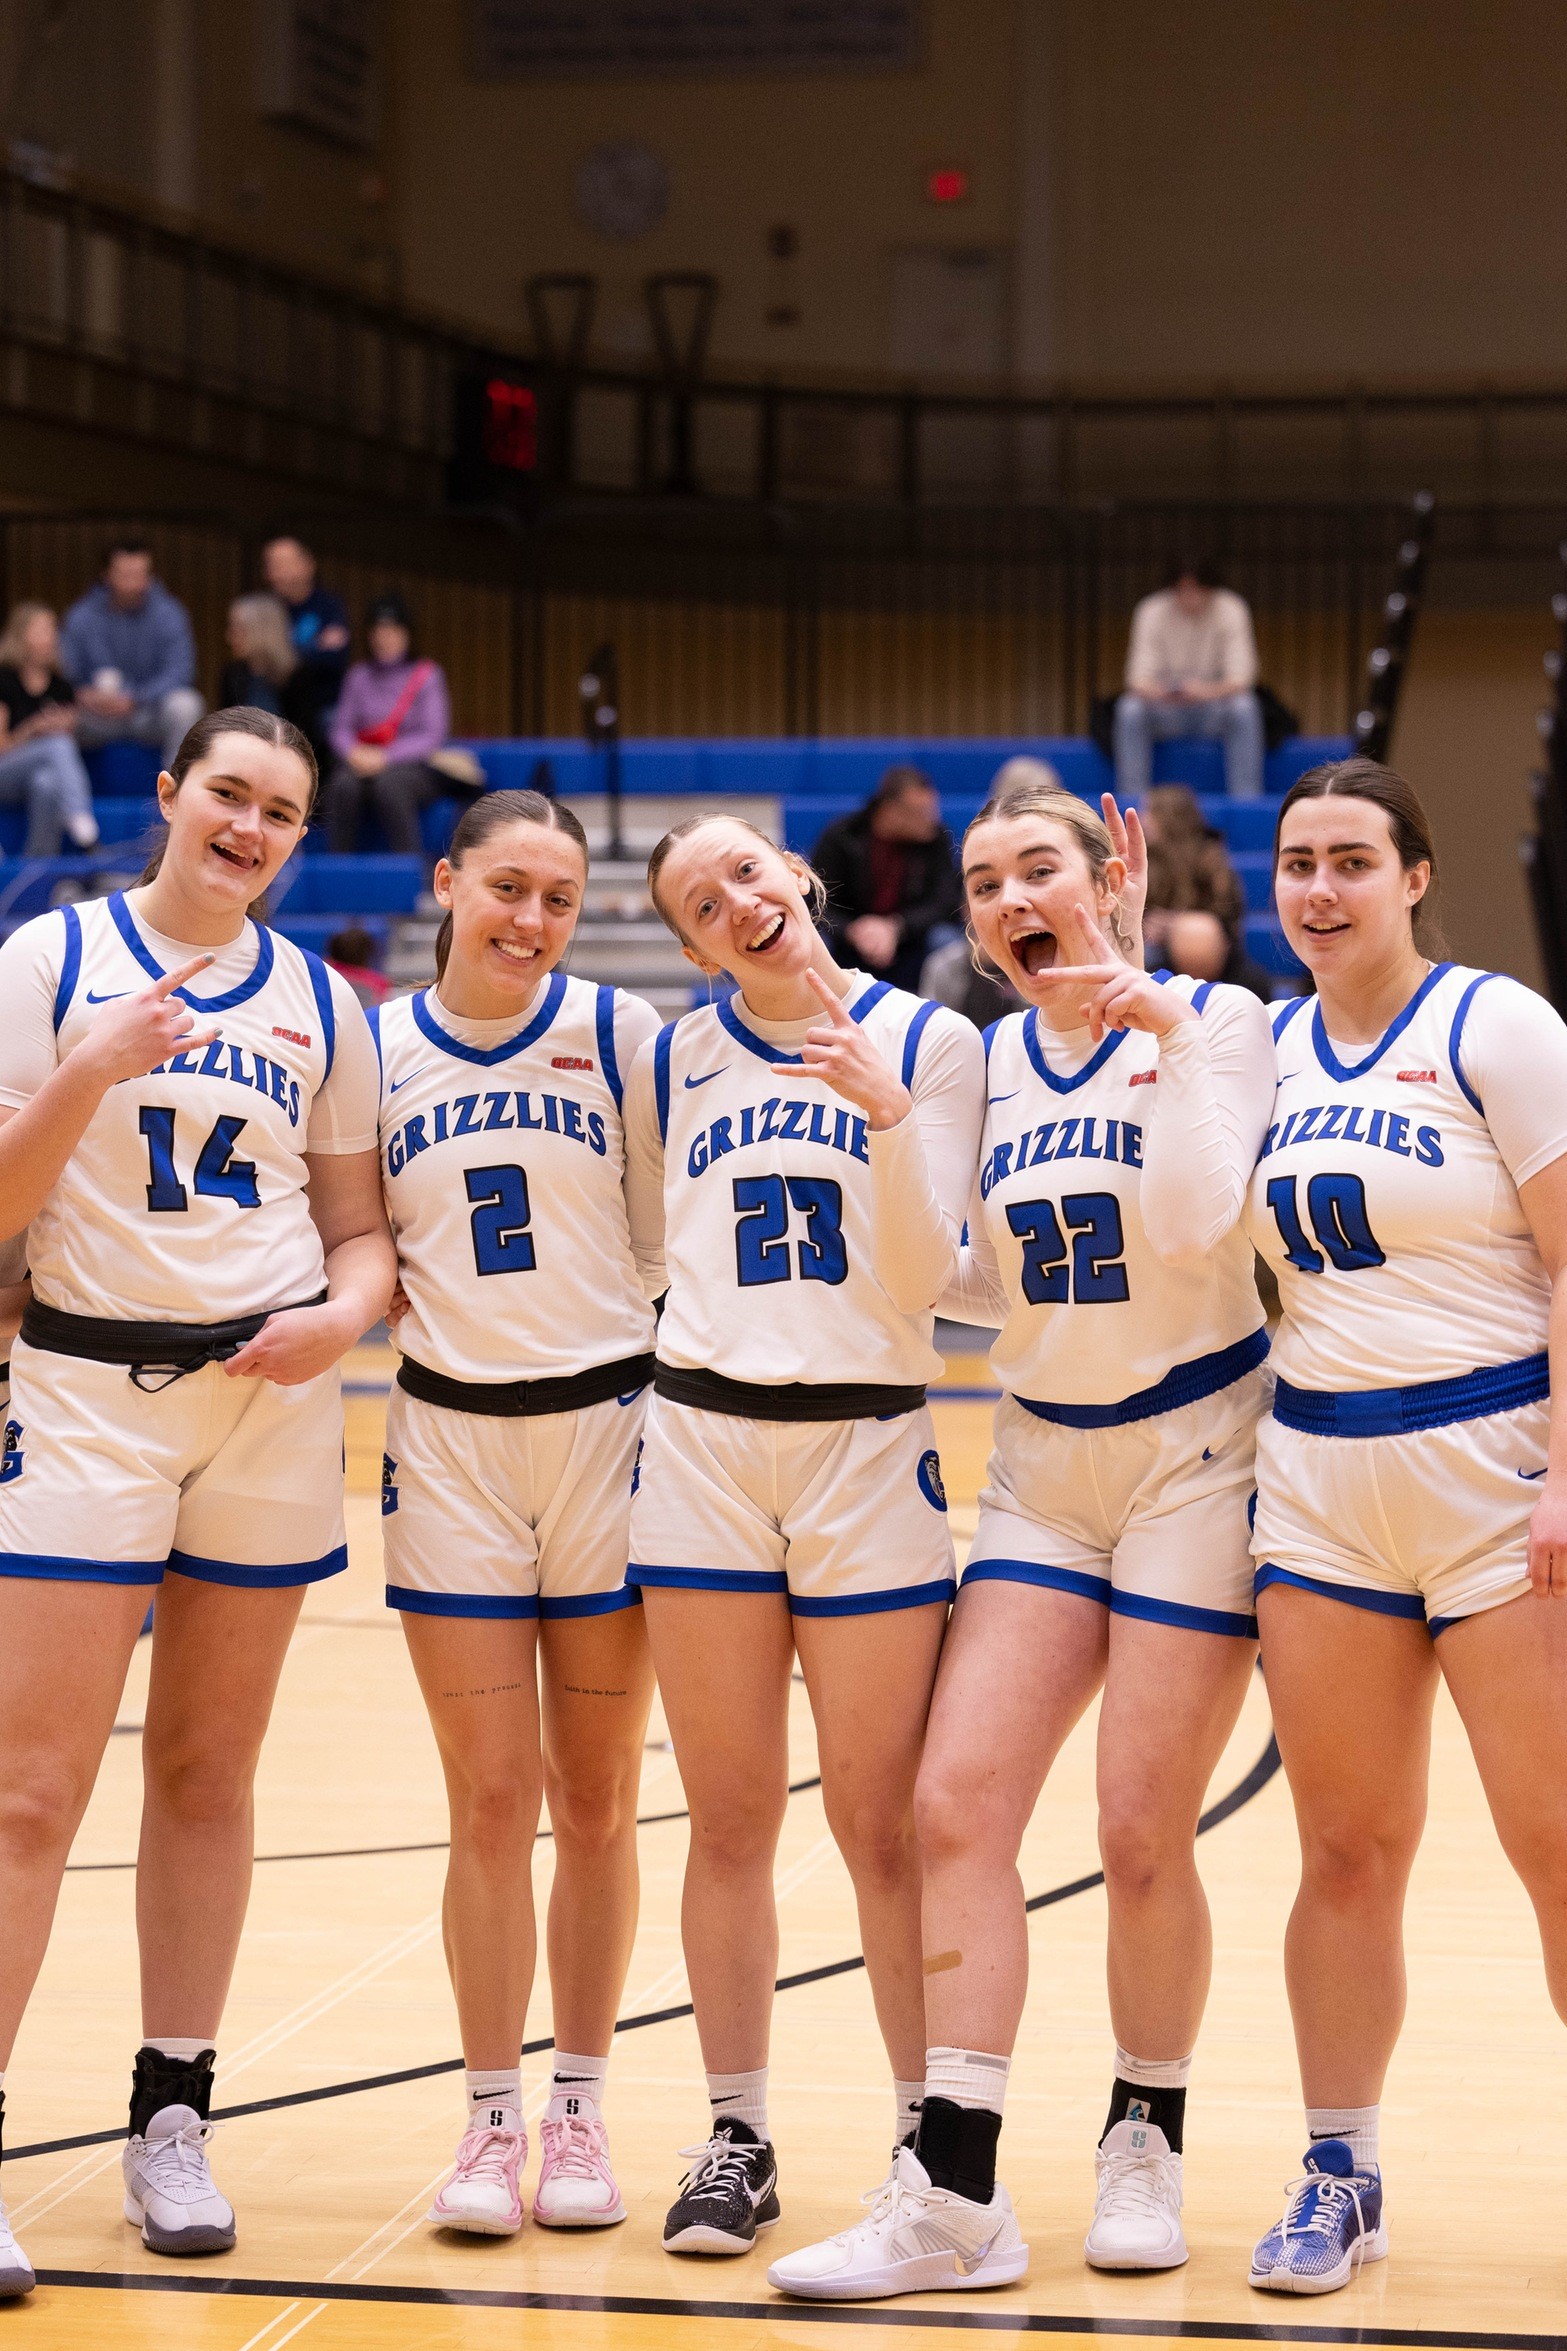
[
  {"x1": 916, "y1": 1448, "x2": 947, "y2": 1512},
  {"x1": 0, "y1": 1419, "x2": 23, "y2": 1484},
  {"x1": 381, "y1": 1452, "x2": 398, "y2": 1517}
]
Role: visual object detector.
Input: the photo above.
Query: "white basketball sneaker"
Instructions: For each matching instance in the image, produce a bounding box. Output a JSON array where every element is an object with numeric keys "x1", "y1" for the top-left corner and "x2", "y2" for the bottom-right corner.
[
  {"x1": 0, "y1": 2196, "x2": 34, "y2": 2299},
  {"x1": 428, "y1": 2117, "x2": 527, "y2": 2236},
  {"x1": 122, "y1": 2106, "x2": 236, "y2": 2255},
  {"x1": 1084, "y1": 2118, "x2": 1187, "y2": 2270},
  {"x1": 534, "y1": 2107, "x2": 626, "y2": 2227},
  {"x1": 768, "y1": 2144, "x2": 1028, "y2": 2301}
]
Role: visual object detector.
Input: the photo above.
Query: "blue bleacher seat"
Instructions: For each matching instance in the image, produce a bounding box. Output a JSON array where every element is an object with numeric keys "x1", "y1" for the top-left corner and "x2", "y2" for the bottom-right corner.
[{"x1": 83, "y1": 742, "x2": 163, "y2": 797}]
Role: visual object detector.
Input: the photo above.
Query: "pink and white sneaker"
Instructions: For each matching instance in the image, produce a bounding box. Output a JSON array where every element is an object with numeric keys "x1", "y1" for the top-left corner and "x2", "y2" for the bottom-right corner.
[
  {"x1": 533, "y1": 2108, "x2": 626, "y2": 2228},
  {"x1": 429, "y1": 2118, "x2": 527, "y2": 2236}
]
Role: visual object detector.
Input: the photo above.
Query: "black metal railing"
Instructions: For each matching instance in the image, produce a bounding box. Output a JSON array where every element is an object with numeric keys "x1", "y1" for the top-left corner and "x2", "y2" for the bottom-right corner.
[{"x1": 1352, "y1": 491, "x2": 1435, "y2": 760}]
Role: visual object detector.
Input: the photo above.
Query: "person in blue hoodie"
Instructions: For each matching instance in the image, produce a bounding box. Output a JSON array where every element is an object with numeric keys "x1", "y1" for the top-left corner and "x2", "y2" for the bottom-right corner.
[{"x1": 60, "y1": 541, "x2": 205, "y2": 766}]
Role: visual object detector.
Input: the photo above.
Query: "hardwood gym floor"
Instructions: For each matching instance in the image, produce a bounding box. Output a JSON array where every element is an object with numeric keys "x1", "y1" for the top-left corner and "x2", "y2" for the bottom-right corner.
[{"x1": 1, "y1": 1346, "x2": 1558, "y2": 2349}]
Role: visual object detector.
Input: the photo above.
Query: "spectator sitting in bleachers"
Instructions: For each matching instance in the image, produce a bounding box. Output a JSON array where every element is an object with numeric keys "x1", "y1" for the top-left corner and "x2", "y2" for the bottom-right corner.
[
  {"x1": 1142, "y1": 783, "x2": 1273, "y2": 1002},
  {"x1": 59, "y1": 539, "x2": 204, "y2": 766},
  {"x1": 813, "y1": 762, "x2": 962, "y2": 994},
  {"x1": 326, "y1": 596, "x2": 454, "y2": 856},
  {"x1": 0, "y1": 601, "x2": 100, "y2": 853},
  {"x1": 219, "y1": 594, "x2": 303, "y2": 722},
  {"x1": 1114, "y1": 555, "x2": 1263, "y2": 801},
  {"x1": 325, "y1": 922, "x2": 391, "y2": 1009},
  {"x1": 261, "y1": 533, "x2": 351, "y2": 764}
]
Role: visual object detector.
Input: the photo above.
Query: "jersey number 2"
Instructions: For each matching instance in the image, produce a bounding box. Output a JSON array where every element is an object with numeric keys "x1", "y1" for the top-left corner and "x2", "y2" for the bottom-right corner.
[
  {"x1": 466, "y1": 1164, "x2": 537, "y2": 1275},
  {"x1": 139, "y1": 1107, "x2": 260, "y2": 1211}
]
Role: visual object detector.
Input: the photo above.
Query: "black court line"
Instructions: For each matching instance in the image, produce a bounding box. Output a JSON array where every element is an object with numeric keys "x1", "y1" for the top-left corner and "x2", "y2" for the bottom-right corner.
[
  {"x1": 62, "y1": 1772, "x2": 825, "y2": 1874},
  {"x1": 24, "y1": 2269, "x2": 1566, "y2": 2349},
  {"x1": 9, "y1": 1737, "x2": 1280, "y2": 2166}
]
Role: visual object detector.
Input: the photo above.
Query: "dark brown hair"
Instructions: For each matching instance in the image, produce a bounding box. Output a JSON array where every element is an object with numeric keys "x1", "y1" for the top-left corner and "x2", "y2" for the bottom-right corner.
[
  {"x1": 1273, "y1": 755, "x2": 1444, "y2": 953},
  {"x1": 139, "y1": 705, "x2": 317, "y2": 912},
  {"x1": 434, "y1": 790, "x2": 589, "y2": 979}
]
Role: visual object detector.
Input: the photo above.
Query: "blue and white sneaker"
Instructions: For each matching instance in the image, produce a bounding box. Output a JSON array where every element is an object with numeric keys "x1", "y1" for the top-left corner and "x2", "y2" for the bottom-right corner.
[{"x1": 1249, "y1": 2140, "x2": 1386, "y2": 2294}]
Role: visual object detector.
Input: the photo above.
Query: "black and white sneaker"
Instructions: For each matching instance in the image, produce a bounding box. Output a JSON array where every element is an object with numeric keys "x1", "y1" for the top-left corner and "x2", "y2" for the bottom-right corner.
[{"x1": 662, "y1": 2118, "x2": 780, "y2": 2254}]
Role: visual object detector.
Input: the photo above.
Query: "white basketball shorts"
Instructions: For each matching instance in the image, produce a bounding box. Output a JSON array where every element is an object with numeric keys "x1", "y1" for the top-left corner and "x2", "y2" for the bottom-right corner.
[
  {"x1": 383, "y1": 1382, "x2": 647, "y2": 1620},
  {"x1": 961, "y1": 1368, "x2": 1268, "y2": 1637},
  {"x1": 0, "y1": 1338, "x2": 347, "y2": 1586},
  {"x1": 1252, "y1": 1398, "x2": 1543, "y2": 1634},
  {"x1": 627, "y1": 1395, "x2": 956, "y2": 1615}
]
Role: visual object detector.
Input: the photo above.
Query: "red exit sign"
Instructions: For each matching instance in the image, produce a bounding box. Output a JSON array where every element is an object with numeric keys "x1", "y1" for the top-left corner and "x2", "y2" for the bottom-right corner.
[
  {"x1": 482, "y1": 379, "x2": 537, "y2": 471},
  {"x1": 925, "y1": 165, "x2": 970, "y2": 205}
]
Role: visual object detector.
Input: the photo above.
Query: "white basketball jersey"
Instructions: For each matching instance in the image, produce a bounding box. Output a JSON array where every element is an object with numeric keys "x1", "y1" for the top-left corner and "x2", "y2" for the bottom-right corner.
[
  {"x1": 34, "y1": 893, "x2": 339, "y2": 1320},
  {"x1": 654, "y1": 978, "x2": 946, "y2": 1388},
  {"x1": 375, "y1": 974, "x2": 655, "y2": 1384},
  {"x1": 980, "y1": 979, "x2": 1265, "y2": 1406},
  {"x1": 1246, "y1": 964, "x2": 1548, "y2": 1390}
]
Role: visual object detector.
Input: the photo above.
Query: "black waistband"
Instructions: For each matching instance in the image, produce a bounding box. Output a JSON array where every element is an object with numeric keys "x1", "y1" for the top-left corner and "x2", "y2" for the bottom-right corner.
[
  {"x1": 653, "y1": 1361, "x2": 927, "y2": 1423},
  {"x1": 397, "y1": 1351, "x2": 655, "y2": 1418},
  {"x1": 21, "y1": 1293, "x2": 327, "y2": 1384}
]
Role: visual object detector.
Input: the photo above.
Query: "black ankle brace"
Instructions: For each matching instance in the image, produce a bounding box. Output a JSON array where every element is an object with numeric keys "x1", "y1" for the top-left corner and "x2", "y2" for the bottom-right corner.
[
  {"x1": 914, "y1": 2094, "x2": 1000, "y2": 2203},
  {"x1": 129, "y1": 2047, "x2": 216, "y2": 2139}
]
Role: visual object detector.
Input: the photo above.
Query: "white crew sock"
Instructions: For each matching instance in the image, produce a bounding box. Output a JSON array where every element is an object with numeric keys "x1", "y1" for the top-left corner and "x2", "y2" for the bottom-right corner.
[
  {"x1": 466, "y1": 2067, "x2": 523, "y2": 2131},
  {"x1": 1115, "y1": 2046, "x2": 1192, "y2": 2089},
  {"x1": 547, "y1": 2050, "x2": 608, "y2": 2120},
  {"x1": 894, "y1": 2077, "x2": 924, "y2": 2144},
  {"x1": 924, "y1": 2046, "x2": 1011, "y2": 2115},
  {"x1": 140, "y1": 2038, "x2": 214, "y2": 2063},
  {"x1": 706, "y1": 2065, "x2": 768, "y2": 2141},
  {"x1": 1307, "y1": 2103, "x2": 1379, "y2": 2171}
]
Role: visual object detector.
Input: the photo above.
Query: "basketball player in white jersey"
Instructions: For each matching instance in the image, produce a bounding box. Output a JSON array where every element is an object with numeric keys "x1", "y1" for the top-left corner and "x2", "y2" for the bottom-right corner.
[
  {"x1": 0, "y1": 710, "x2": 390, "y2": 2300},
  {"x1": 1245, "y1": 759, "x2": 1567, "y2": 2294},
  {"x1": 620, "y1": 813, "x2": 984, "y2": 2259},
  {"x1": 771, "y1": 778, "x2": 1273, "y2": 2301},
  {"x1": 375, "y1": 791, "x2": 662, "y2": 2236}
]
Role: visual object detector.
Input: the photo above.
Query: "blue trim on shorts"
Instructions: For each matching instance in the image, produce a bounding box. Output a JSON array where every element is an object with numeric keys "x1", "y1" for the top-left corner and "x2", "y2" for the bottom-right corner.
[
  {"x1": 628, "y1": 1563, "x2": 789, "y2": 1594},
  {"x1": 788, "y1": 1577, "x2": 955, "y2": 1617},
  {"x1": 596, "y1": 985, "x2": 623, "y2": 1111},
  {"x1": 900, "y1": 998, "x2": 938, "y2": 1089},
  {"x1": 0, "y1": 1551, "x2": 163, "y2": 1585},
  {"x1": 299, "y1": 946, "x2": 337, "y2": 1080},
  {"x1": 961, "y1": 1558, "x2": 1112, "y2": 1606},
  {"x1": 540, "y1": 1583, "x2": 642, "y2": 1618},
  {"x1": 1447, "y1": 970, "x2": 1499, "y2": 1115},
  {"x1": 52, "y1": 903, "x2": 82, "y2": 1031},
  {"x1": 387, "y1": 1584, "x2": 540, "y2": 1618},
  {"x1": 1253, "y1": 1562, "x2": 1428, "y2": 1621},
  {"x1": 166, "y1": 1544, "x2": 347, "y2": 1588},
  {"x1": 1273, "y1": 1351, "x2": 1548, "y2": 1439},
  {"x1": 1015, "y1": 1328, "x2": 1270, "y2": 1429},
  {"x1": 1108, "y1": 1588, "x2": 1257, "y2": 1639}
]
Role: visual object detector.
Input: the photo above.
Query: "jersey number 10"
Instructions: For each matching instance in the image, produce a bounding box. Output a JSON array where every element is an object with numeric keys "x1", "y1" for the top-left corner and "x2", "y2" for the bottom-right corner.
[{"x1": 1264, "y1": 1172, "x2": 1386, "y2": 1274}]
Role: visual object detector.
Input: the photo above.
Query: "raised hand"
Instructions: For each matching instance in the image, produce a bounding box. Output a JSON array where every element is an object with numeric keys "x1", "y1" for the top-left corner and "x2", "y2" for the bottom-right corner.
[
  {"x1": 771, "y1": 967, "x2": 911, "y2": 1131},
  {"x1": 1100, "y1": 792, "x2": 1148, "y2": 967},
  {"x1": 1033, "y1": 908, "x2": 1195, "y2": 1044},
  {"x1": 76, "y1": 956, "x2": 222, "y2": 1088}
]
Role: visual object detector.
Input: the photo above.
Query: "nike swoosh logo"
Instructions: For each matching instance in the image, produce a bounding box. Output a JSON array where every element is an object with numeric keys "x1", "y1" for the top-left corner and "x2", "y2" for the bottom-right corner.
[
  {"x1": 684, "y1": 1068, "x2": 728, "y2": 1089},
  {"x1": 1519, "y1": 1467, "x2": 1548, "y2": 1480},
  {"x1": 988, "y1": 1090, "x2": 1020, "y2": 1105},
  {"x1": 388, "y1": 1071, "x2": 427, "y2": 1094},
  {"x1": 85, "y1": 989, "x2": 129, "y2": 1004},
  {"x1": 954, "y1": 2228, "x2": 1005, "y2": 2276},
  {"x1": 1202, "y1": 1448, "x2": 1214, "y2": 1462}
]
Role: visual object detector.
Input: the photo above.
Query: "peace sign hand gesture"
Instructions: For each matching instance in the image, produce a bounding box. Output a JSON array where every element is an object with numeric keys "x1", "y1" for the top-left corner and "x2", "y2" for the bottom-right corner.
[
  {"x1": 1033, "y1": 907, "x2": 1196, "y2": 1045},
  {"x1": 1100, "y1": 792, "x2": 1148, "y2": 968},
  {"x1": 771, "y1": 968, "x2": 911, "y2": 1130},
  {"x1": 75, "y1": 956, "x2": 222, "y2": 1090}
]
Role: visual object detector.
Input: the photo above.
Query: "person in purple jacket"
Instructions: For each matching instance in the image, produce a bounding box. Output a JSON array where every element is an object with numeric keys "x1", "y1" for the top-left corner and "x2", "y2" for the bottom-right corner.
[{"x1": 325, "y1": 596, "x2": 454, "y2": 855}]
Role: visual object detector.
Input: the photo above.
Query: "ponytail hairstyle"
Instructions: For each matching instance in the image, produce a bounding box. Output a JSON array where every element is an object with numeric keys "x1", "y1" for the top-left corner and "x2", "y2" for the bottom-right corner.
[
  {"x1": 434, "y1": 789, "x2": 589, "y2": 980},
  {"x1": 961, "y1": 770, "x2": 1136, "y2": 962},
  {"x1": 647, "y1": 812, "x2": 828, "y2": 946},
  {"x1": 1273, "y1": 756, "x2": 1444, "y2": 956},
  {"x1": 140, "y1": 704, "x2": 318, "y2": 917}
]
